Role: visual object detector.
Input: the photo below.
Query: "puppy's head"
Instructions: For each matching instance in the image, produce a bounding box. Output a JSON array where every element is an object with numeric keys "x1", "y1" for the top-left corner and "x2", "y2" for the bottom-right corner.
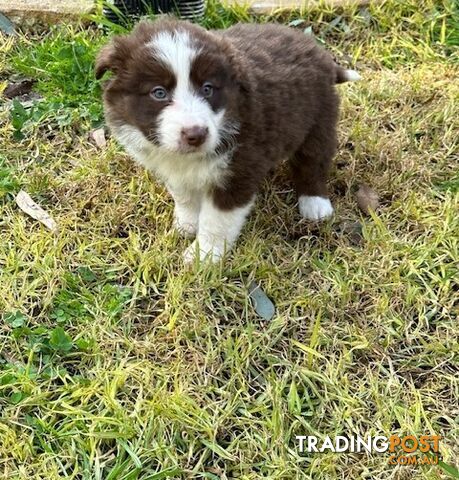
[{"x1": 96, "y1": 19, "x2": 245, "y2": 155}]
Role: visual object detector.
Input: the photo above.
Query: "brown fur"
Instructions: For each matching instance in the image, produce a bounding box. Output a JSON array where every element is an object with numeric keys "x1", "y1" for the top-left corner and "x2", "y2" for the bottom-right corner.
[{"x1": 96, "y1": 19, "x2": 348, "y2": 210}]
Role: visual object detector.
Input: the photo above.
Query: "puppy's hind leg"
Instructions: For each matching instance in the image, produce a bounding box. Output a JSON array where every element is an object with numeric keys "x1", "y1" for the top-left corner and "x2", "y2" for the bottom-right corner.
[{"x1": 289, "y1": 122, "x2": 336, "y2": 221}]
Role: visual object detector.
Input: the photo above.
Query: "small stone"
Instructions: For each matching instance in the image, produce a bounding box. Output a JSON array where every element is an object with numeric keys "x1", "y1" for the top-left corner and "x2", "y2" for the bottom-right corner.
[
  {"x1": 248, "y1": 281, "x2": 275, "y2": 321},
  {"x1": 89, "y1": 128, "x2": 107, "y2": 149}
]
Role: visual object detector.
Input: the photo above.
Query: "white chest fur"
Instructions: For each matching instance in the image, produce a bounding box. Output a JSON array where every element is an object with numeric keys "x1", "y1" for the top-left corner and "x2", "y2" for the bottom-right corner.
[{"x1": 112, "y1": 124, "x2": 230, "y2": 193}]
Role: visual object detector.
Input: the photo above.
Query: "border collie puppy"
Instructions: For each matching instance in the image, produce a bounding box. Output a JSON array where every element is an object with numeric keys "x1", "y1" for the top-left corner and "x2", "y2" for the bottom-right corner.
[{"x1": 96, "y1": 19, "x2": 359, "y2": 262}]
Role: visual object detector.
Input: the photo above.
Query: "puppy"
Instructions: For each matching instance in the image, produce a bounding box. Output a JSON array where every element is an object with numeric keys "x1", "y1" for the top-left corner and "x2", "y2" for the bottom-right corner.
[{"x1": 96, "y1": 19, "x2": 359, "y2": 262}]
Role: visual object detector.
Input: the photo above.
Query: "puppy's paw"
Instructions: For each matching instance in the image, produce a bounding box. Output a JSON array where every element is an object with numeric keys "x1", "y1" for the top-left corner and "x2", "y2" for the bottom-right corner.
[
  {"x1": 173, "y1": 211, "x2": 198, "y2": 238},
  {"x1": 183, "y1": 240, "x2": 224, "y2": 264},
  {"x1": 299, "y1": 195, "x2": 334, "y2": 221}
]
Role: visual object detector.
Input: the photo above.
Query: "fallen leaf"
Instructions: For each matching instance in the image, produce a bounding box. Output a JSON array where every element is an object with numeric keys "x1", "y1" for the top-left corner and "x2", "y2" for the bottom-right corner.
[
  {"x1": 15, "y1": 190, "x2": 58, "y2": 232},
  {"x1": 3, "y1": 79, "x2": 36, "y2": 99},
  {"x1": 356, "y1": 184, "x2": 379, "y2": 215},
  {"x1": 248, "y1": 281, "x2": 275, "y2": 321},
  {"x1": 0, "y1": 13, "x2": 16, "y2": 36},
  {"x1": 89, "y1": 128, "x2": 106, "y2": 149}
]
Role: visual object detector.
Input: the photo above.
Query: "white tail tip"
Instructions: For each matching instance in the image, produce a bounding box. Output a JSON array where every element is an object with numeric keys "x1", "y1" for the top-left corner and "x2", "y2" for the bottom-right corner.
[{"x1": 345, "y1": 69, "x2": 361, "y2": 81}]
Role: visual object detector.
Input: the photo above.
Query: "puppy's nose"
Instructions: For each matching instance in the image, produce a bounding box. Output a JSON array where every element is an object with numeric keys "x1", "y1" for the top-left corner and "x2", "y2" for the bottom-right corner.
[{"x1": 181, "y1": 126, "x2": 208, "y2": 147}]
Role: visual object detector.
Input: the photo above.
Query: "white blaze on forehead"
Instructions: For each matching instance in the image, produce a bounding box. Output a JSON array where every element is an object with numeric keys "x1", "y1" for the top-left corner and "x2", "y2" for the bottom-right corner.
[
  {"x1": 149, "y1": 30, "x2": 199, "y2": 89},
  {"x1": 148, "y1": 29, "x2": 226, "y2": 154}
]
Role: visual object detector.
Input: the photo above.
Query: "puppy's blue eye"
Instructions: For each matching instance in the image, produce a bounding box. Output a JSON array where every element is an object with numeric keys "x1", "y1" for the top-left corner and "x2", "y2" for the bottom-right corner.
[
  {"x1": 151, "y1": 87, "x2": 168, "y2": 101},
  {"x1": 201, "y1": 83, "x2": 213, "y2": 98}
]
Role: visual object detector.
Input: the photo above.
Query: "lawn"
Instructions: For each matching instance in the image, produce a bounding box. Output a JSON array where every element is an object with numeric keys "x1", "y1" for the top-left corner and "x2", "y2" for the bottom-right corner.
[{"x1": 0, "y1": 0, "x2": 458, "y2": 478}]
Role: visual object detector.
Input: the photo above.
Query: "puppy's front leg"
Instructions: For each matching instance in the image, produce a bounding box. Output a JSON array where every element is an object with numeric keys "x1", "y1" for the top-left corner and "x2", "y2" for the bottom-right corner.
[
  {"x1": 167, "y1": 184, "x2": 201, "y2": 238},
  {"x1": 184, "y1": 195, "x2": 254, "y2": 263}
]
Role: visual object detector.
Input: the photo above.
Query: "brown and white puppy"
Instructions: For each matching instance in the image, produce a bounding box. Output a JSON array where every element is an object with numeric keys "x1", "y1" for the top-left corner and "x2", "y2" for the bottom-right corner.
[{"x1": 96, "y1": 18, "x2": 359, "y2": 262}]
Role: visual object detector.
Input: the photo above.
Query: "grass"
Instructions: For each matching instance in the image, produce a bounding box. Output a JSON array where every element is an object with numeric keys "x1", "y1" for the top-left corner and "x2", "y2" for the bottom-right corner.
[{"x1": 0, "y1": 0, "x2": 458, "y2": 478}]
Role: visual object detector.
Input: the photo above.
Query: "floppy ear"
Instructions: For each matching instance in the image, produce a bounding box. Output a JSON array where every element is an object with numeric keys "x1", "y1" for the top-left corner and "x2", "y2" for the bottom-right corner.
[
  {"x1": 95, "y1": 43, "x2": 116, "y2": 80},
  {"x1": 218, "y1": 36, "x2": 252, "y2": 96},
  {"x1": 95, "y1": 22, "x2": 156, "y2": 80},
  {"x1": 95, "y1": 36, "x2": 133, "y2": 79},
  {"x1": 228, "y1": 51, "x2": 251, "y2": 96}
]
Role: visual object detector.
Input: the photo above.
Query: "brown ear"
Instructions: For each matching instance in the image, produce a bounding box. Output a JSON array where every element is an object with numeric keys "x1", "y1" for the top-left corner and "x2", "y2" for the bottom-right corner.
[
  {"x1": 228, "y1": 50, "x2": 251, "y2": 96},
  {"x1": 95, "y1": 43, "x2": 116, "y2": 79},
  {"x1": 95, "y1": 23, "x2": 156, "y2": 80},
  {"x1": 217, "y1": 35, "x2": 252, "y2": 96}
]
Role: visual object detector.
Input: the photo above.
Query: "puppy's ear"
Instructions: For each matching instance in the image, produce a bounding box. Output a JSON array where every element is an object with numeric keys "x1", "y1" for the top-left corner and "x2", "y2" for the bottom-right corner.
[
  {"x1": 95, "y1": 43, "x2": 116, "y2": 79},
  {"x1": 233, "y1": 60, "x2": 251, "y2": 95},
  {"x1": 95, "y1": 21, "x2": 156, "y2": 80},
  {"x1": 220, "y1": 39, "x2": 251, "y2": 95},
  {"x1": 95, "y1": 36, "x2": 133, "y2": 80},
  {"x1": 229, "y1": 55, "x2": 251, "y2": 96}
]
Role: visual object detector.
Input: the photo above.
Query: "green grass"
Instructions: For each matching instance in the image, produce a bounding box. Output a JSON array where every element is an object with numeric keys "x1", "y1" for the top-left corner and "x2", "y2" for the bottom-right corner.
[{"x1": 0, "y1": 0, "x2": 458, "y2": 478}]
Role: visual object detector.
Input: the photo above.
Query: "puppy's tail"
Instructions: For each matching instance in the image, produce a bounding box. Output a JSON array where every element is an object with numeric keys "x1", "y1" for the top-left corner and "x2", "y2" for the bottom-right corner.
[{"x1": 335, "y1": 66, "x2": 361, "y2": 84}]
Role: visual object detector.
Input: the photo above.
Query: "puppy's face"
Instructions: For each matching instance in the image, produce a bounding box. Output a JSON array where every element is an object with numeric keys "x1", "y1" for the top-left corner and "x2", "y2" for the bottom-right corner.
[{"x1": 96, "y1": 21, "x2": 242, "y2": 155}]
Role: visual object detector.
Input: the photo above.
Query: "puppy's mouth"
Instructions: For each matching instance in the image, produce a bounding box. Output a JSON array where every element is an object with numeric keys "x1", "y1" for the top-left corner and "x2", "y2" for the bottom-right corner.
[{"x1": 175, "y1": 143, "x2": 206, "y2": 155}]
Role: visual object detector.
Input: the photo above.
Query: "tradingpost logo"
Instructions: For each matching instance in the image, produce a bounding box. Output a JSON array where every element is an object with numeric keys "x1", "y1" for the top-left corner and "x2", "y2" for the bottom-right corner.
[{"x1": 296, "y1": 435, "x2": 441, "y2": 465}]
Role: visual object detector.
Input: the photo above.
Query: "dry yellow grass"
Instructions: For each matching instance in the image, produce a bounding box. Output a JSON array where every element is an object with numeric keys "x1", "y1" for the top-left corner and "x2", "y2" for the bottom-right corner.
[{"x1": 0, "y1": 1, "x2": 458, "y2": 478}]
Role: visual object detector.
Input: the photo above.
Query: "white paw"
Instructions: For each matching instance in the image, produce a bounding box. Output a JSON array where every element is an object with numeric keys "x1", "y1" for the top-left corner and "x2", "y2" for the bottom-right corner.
[
  {"x1": 299, "y1": 196, "x2": 334, "y2": 221},
  {"x1": 173, "y1": 216, "x2": 197, "y2": 238},
  {"x1": 344, "y1": 69, "x2": 361, "y2": 81},
  {"x1": 173, "y1": 210, "x2": 198, "y2": 238},
  {"x1": 183, "y1": 240, "x2": 224, "y2": 264}
]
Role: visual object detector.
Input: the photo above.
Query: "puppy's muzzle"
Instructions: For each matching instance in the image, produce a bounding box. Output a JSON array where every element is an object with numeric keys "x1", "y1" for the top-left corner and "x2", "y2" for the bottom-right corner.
[{"x1": 181, "y1": 126, "x2": 209, "y2": 147}]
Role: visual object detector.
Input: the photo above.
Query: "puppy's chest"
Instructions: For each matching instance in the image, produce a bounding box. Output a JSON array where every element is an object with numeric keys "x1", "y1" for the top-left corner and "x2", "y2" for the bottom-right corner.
[
  {"x1": 144, "y1": 150, "x2": 230, "y2": 192},
  {"x1": 114, "y1": 124, "x2": 230, "y2": 192}
]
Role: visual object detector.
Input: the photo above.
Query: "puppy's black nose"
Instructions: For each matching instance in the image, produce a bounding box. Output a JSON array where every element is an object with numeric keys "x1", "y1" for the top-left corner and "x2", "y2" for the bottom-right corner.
[{"x1": 181, "y1": 126, "x2": 208, "y2": 147}]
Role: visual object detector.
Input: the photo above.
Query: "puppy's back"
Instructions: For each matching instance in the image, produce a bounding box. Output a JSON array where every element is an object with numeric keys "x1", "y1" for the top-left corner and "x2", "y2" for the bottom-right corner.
[{"x1": 218, "y1": 23, "x2": 338, "y2": 86}]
